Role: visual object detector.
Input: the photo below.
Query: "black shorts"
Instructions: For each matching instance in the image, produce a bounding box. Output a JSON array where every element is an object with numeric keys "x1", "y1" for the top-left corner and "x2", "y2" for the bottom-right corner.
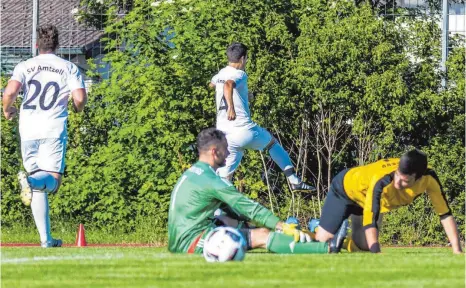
[{"x1": 319, "y1": 169, "x2": 363, "y2": 234}]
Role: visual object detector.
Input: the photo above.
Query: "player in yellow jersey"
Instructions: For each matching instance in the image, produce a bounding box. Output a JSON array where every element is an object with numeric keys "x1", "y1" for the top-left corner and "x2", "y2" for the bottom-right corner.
[{"x1": 314, "y1": 149, "x2": 462, "y2": 254}]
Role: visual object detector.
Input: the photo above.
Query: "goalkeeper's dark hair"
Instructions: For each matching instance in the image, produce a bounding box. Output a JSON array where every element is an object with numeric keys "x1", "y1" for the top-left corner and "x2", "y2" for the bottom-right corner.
[
  {"x1": 37, "y1": 24, "x2": 59, "y2": 52},
  {"x1": 227, "y1": 42, "x2": 248, "y2": 62},
  {"x1": 399, "y1": 149, "x2": 428, "y2": 179},
  {"x1": 196, "y1": 128, "x2": 226, "y2": 154}
]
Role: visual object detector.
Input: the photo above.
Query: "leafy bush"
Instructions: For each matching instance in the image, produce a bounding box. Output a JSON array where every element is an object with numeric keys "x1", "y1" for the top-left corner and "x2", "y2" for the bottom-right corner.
[{"x1": 1, "y1": 0, "x2": 464, "y2": 244}]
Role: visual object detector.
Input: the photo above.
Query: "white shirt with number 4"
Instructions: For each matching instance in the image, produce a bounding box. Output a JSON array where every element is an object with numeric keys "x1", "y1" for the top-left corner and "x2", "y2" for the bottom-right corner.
[
  {"x1": 211, "y1": 66, "x2": 256, "y2": 132},
  {"x1": 10, "y1": 54, "x2": 85, "y2": 141}
]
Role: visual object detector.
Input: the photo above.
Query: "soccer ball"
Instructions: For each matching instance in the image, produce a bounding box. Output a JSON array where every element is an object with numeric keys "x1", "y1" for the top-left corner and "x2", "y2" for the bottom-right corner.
[{"x1": 203, "y1": 227, "x2": 246, "y2": 262}]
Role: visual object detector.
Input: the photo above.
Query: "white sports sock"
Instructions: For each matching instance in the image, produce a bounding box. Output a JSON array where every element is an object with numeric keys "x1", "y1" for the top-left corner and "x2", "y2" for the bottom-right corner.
[
  {"x1": 287, "y1": 174, "x2": 301, "y2": 185},
  {"x1": 31, "y1": 190, "x2": 52, "y2": 243},
  {"x1": 283, "y1": 165, "x2": 301, "y2": 185}
]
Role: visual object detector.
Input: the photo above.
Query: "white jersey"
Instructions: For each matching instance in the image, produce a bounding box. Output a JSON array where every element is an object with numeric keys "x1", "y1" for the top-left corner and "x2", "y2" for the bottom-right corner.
[
  {"x1": 10, "y1": 54, "x2": 85, "y2": 141},
  {"x1": 211, "y1": 66, "x2": 256, "y2": 131}
]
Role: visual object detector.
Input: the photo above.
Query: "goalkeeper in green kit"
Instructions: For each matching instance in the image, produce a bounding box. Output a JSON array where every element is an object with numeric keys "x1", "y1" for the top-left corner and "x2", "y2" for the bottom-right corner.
[{"x1": 168, "y1": 128, "x2": 335, "y2": 254}]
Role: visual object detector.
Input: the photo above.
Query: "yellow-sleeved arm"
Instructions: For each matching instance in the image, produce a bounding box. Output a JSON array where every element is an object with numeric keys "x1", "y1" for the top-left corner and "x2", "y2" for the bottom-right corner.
[
  {"x1": 363, "y1": 174, "x2": 392, "y2": 228},
  {"x1": 425, "y1": 170, "x2": 451, "y2": 217}
]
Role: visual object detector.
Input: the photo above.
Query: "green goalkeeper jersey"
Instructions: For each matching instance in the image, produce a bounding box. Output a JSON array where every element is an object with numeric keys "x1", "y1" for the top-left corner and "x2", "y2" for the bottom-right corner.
[{"x1": 168, "y1": 161, "x2": 280, "y2": 253}]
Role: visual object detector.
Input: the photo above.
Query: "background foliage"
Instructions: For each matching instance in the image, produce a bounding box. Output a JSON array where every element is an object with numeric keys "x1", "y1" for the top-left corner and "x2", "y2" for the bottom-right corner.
[{"x1": 1, "y1": 0, "x2": 464, "y2": 245}]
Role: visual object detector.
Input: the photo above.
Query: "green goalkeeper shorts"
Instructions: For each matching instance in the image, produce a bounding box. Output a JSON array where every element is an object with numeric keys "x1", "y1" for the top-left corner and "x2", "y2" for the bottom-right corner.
[{"x1": 187, "y1": 227, "x2": 214, "y2": 254}]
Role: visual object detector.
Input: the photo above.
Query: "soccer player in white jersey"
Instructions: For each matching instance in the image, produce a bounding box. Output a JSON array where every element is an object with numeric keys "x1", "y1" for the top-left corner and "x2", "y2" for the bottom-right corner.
[
  {"x1": 2, "y1": 25, "x2": 87, "y2": 248},
  {"x1": 209, "y1": 42, "x2": 314, "y2": 192}
]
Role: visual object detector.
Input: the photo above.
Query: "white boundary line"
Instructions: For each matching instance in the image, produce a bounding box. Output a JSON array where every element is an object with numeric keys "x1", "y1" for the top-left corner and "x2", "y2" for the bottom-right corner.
[{"x1": 2, "y1": 253, "x2": 124, "y2": 264}]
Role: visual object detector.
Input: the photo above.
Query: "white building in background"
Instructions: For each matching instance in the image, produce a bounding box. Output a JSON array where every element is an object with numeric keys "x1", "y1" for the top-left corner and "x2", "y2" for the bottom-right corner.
[
  {"x1": 448, "y1": 3, "x2": 466, "y2": 35},
  {"x1": 1, "y1": 0, "x2": 110, "y2": 84},
  {"x1": 397, "y1": 0, "x2": 465, "y2": 36}
]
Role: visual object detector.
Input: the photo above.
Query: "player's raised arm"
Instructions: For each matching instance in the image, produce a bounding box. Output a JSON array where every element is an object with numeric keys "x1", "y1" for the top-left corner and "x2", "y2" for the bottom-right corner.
[{"x1": 425, "y1": 170, "x2": 463, "y2": 254}]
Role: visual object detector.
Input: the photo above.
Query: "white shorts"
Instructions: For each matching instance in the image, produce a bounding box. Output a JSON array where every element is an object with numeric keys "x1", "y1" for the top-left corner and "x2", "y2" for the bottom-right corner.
[
  {"x1": 21, "y1": 138, "x2": 67, "y2": 174},
  {"x1": 217, "y1": 125, "x2": 272, "y2": 178}
]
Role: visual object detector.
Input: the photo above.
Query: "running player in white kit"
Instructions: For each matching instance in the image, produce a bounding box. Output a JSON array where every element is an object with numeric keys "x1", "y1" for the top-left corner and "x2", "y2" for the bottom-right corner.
[
  {"x1": 2, "y1": 25, "x2": 88, "y2": 247},
  {"x1": 210, "y1": 42, "x2": 314, "y2": 192}
]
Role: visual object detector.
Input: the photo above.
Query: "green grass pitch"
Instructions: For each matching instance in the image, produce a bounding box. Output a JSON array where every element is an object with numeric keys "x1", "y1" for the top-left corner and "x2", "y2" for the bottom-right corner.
[{"x1": 1, "y1": 247, "x2": 464, "y2": 288}]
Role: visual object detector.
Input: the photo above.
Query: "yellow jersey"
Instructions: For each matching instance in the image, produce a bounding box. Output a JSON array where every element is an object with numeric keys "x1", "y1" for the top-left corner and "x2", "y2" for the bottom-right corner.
[{"x1": 342, "y1": 158, "x2": 451, "y2": 228}]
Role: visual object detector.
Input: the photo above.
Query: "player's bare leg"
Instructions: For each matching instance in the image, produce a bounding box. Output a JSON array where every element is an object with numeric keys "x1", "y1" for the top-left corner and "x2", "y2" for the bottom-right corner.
[
  {"x1": 315, "y1": 225, "x2": 334, "y2": 242},
  {"x1": 248, "y1": 228, "x2": 270, "y2": 249},
  {"x1": 316, "y1": 219, "x2": 349, "y2": 253}
]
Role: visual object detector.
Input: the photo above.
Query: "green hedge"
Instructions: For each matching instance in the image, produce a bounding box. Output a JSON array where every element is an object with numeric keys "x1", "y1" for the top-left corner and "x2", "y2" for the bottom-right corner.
[{"x1": 1, "y1": 0, "x2": 464, "y2": 245}]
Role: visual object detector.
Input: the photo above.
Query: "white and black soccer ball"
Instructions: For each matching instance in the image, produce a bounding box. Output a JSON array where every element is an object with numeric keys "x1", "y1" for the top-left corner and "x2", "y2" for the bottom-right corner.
[{"x1": 203, "y1": 227, "x2": 246, "y2": 263}]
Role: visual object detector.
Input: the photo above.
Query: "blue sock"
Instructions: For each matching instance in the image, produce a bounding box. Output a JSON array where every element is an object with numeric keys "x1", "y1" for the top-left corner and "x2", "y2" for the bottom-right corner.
[{"x1": 28, "y1": 171, "x2": 58, "y2": 193}]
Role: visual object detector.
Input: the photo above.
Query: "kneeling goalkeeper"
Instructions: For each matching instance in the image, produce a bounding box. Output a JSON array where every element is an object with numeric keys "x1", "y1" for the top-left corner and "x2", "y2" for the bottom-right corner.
[{"x1": 168, "y1": 128, "x2": 330, "y2": 254}]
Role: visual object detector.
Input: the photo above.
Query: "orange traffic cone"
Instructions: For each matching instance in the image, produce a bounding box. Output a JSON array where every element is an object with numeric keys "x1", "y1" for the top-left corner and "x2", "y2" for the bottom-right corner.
[{"x1": 75, "y1": 224, "x2": 87, "y2": 247}]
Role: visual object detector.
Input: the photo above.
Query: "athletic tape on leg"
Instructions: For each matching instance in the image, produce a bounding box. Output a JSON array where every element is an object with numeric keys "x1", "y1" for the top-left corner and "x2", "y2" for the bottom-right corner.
[{"x1": 28, "y1": 171, "x2": 58, "y2": 193}]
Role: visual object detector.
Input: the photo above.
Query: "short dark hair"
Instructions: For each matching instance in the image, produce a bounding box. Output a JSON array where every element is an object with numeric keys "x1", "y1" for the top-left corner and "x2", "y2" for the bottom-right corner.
[
  {"x1": 196, "y1": 128, "x2": 226, "y2": 153},
  {"x1": 226, "y1": 42, "x2": 248, "y2": 62},
  {"x1": 37, "y1": 24, "x2": 59, "y2": 52},
  {"x1": 399, "y1": 149, "x2": 428, "y2": 179}
]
